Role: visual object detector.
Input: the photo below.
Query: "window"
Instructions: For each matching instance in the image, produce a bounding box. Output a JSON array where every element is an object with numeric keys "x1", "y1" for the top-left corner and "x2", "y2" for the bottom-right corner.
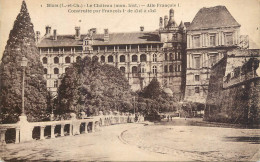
[
  {"x1": 132, "y1": 66, "x2": 138, "y2": 73},
  {"x1": 132, "y1": 55, "x2": 138, "y2": 62},
  {"x1": 193, "y1": 35, "x2": 200, "y2": 48},
  {"x1": 120, "y1": 55, "x2": 125, "y2": 62},
  {"x1": 44, "y1": 68, "x2": 47, "y2": 74},
  {"x1": 195, "y1": 87, "x2": 200, "y2": 93},
  {"x1": 164, "y1": 53, "x2": 168, "y2": 61},
  {"x1": 120, "y1": 67, "x2": 125, "y2": 73},
  {"x1": 172, "y1": 34, "x2": 177, "y2": 40},
  {"x1": 209, "y1": 55, "x2": 217, "y2": 66},
  {"x1": 194, "y1": 56, "x2": 201, "y2": 69},
  {"x1": 153, "y1": 54, "x2": 157, "y2": 62},
  {"x1": 54, "y1": 57, "x2": 59, "y2": 64},
  {"x1": 169, "y1": 53, "x2": 173, "y2": 61},
  {"x1": 177, "y1": 65, "x2": 181, "y2": 71},
  {"x1": 141, "y1": 68, "x2": 145, "y2": 73},
  {"x1": 195, "y1": 75, "x2": 200, "y2": 81},
  {"x1": 169, "y1": 65, "x2": 173, "y2": 72},
  {"x1": 76, "y1": 56, "x2": 81, "y2": 63},
  {"x1": 42, "y1": 57, "x2": 47, "y2": 64},
  {"x1": 54, "y1": 68, "x2": 59, "y2": 74},
  {"x1": 101, "y1": 55, "x2": 105, "y2": 62},
  {"x1": 108, "y1": 55, "x2": 113, "y2": 63},
  {"x1": 152, "y1": 66, "x2": 157, "y2": 74},
  {"x1": 65, "y1": 56, "x2": 71, "y2": 63},
  {"x1": 209, "y1": 35, "x2": 216, "y2": 46},
  {"x1": 224, "y1": 33, "x2": 233, "y2": 45},
  {"x1": 164, "y1": 65, "x2": 168, "y2": 73},
  {"x1": 140, "y1": 54, "x2": 146, "y2": 62},
  {"x1": 54, "y1": 80, "x2": 58, "y2": 88}
]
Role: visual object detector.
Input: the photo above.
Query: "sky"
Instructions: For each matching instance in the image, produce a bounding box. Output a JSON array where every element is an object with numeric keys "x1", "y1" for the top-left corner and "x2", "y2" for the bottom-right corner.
[{"x1": 0, "y1": 0, "x2": 259, "y2": 59}]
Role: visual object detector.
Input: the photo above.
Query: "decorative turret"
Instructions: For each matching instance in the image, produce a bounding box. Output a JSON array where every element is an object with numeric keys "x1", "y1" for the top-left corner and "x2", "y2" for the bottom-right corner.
[
  {"x1": 179, "y1": 21, "x2": 184, "y2": 30},
  {"x1": 75, "y1": 26, "x2": 81, "y2": 40},
  {"x1": 167, "y1": 9, "x2": 177, "y2": 28},
  {"x1": 159, "y1": 17, "x2": 163, "y2": 29},
  {"x1": 164, "y1": 15, "x2": 168, "y2": 28}
]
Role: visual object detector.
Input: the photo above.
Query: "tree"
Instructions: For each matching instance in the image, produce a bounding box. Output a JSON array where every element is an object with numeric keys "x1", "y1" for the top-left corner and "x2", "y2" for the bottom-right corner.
[
  {"x1": 140, "y1": 78, "x2": 162, "y2": 99},
  {"x1": 0, "y1": 1, "x2": 50, "y2": 123},
  {"x1": 56, "y1": 56, "x2": 133, "y2": 117}
]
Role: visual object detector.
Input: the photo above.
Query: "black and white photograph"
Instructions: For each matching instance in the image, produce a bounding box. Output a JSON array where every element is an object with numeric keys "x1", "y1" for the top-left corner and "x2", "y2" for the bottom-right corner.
[{"x1": 0, "y1": 0, "x2": 259, "y2": 161}]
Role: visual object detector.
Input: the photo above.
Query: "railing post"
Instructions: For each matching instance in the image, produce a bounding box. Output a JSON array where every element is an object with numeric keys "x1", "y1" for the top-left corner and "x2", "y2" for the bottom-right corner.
[
  {"x1": 51, "y1": 125, "x2": 55, "y2": 139},
  {"x1": 69, "y1": 124, "x2": 73, "y2": 136},
  {"x1": 84, "y1": 122, "x2": 88, "y2": 133},
  {"x1": 91, "y1": 121, "x2": 95, "y2": 133},
  {"x1": 40, "y1": 126, "x2": 45, "y2": 140},
  {"x1": 0, "y1": 129, "x2": 7, "y2": 145},
  {"x1": 60, "y1": 124, "x2": 65, "y2": 137},
  {"x1": 15, "y1": 127, "x2": 20, "y2": 144}
]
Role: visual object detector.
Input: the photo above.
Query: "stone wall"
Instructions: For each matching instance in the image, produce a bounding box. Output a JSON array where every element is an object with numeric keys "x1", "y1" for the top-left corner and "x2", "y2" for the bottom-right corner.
[{"x1": 205, "y1": 56, "x2": 260, "y2": 125}]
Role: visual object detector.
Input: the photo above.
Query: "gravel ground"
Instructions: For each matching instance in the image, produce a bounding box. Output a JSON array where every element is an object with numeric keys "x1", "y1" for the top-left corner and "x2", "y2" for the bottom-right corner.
[{"x1": 0, "y1": 121, "x2": 259, "y2": 161}]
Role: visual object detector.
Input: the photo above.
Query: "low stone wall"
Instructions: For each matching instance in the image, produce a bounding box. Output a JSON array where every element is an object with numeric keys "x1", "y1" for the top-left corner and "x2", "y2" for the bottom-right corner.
[{"x1": 0, "y1": 114, "x2": 138, "y2": 144}]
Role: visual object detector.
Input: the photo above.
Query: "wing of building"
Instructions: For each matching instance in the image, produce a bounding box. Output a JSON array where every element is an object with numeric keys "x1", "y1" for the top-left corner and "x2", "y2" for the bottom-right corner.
[{"x1": 37, "y1": 9, "x2": 187, "y2": 99}]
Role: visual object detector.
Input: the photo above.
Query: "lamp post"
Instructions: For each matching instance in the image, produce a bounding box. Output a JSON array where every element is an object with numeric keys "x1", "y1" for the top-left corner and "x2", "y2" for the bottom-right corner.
[{"x1": 21, "y1": 56, "x2": 28, "y2": 116}]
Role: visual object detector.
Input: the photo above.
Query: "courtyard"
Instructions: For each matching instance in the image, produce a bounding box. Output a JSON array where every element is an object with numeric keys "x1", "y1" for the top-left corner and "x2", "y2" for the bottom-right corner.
[{"x1": 0, "y1": 120, "x2": 259, "y2": 161}]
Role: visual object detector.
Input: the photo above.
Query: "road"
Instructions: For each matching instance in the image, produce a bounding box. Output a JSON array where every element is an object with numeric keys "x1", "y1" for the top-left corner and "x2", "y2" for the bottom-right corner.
[{"x1": 1, "y1": 122, "x2": 259, "y2": 161}]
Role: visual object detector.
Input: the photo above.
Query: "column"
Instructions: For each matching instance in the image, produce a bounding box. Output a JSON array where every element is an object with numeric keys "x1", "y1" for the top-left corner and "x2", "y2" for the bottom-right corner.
[
  {"x1": 15, "y1": 127, "x2": 20, "y2": 144},
  {"x1": 187, "y1": 34, "x2": 190, "y2": 48},
  {"x1": 190, "y1": 54, "x2": 193, "y2": 68},
  {"x1": 114, "y1": 46, "x2": 115, "y2": 52},
  {"x1": 60, "y1": 124, "x2": 65, "y2": 137},
  {"x1": 84, "y1": 122, "x2": 88, "y2": 133},
  {"x1": 91, "y1": 122, "x2": 95, "y2": 132},
  {"x1": 51, "y1": 125, "x2": 55, "y2": 139},
  {"x1": 187, "y1": 54, "x2": 190, "y2": 68},
  {"x1": 129, "y1": 45, "x2": 132, "y2": 52},
  {"x1": 69, "y1": 124, "x2": 73, "y2": 136},
  {"x1": 222, "y1": 32, "x2": 225, "y2": 45},
  {"x1": 126, "y1": 45, "x2": 128, "y2": 52},
  {"x1": 138, "y1": 45, "x2": 139, "y2": 52},
  {"x1": 0, "y1": 129, "x2": 7, "y2": 144},
  {"x1": 218, "y1": 32, "x2": 221, "y2": 45},
  {"x1": 40, "y1": 126, "x2": 45, "y2": 140}
]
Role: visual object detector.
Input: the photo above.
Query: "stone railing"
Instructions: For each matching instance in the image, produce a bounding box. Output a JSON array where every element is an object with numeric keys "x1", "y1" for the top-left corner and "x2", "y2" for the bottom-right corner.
[{"x1": 0, "y1": 113, "x2": 140, "y2": 144}]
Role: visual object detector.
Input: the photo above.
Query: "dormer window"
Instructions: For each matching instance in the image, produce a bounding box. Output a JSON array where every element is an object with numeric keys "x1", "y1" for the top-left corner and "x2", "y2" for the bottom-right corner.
[
  {"x1": 209, "y1": 34, "x2": 216, "y2": 46},
  {"x1": 224, "y1": 33, "x2": 233, "y2": 46}
]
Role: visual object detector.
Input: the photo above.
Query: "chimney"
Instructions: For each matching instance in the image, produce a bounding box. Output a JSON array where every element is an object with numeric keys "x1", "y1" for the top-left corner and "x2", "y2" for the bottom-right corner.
[
  {"x1": 75, "y1": 26, "x2": 81, "y2": 40},
  {"x1": 53, "y1": 29, "x2": 57, "y2": 40},
  {"x1": 140, "y1": 26, "x2": 144, "y2": 32},
  {"x1": 104, "y1": 29, "x2": 109, "y2": 42},
  {"x1": 159, "y1": 17, "x2": 163, "y2": 29},
  {"x1": 169, "y1": 9, "x2": 174, "y2": 19},
  {"x1": 36, "y1": 31, "x2": 41, "y2": 43},
  {"x1": 164, "y1": 15, "x2": 168, "y2": 28},
  {"x1": 45, "y1": 26, "x2": 51, "y2": 36}
]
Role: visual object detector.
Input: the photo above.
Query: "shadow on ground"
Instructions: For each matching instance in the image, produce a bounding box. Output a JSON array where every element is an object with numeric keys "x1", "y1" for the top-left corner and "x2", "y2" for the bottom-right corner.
[{"x1": 224, "y1": 136, "x2": 260, "y2": 144}]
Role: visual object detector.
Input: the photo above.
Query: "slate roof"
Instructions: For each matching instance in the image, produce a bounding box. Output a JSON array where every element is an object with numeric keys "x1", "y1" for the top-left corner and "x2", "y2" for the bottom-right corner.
[
  {"x1": 188, "y1": 6, "x2": 240, "y2": 30},
  {"x1": 38, "y1": 32, "x2": 162, "y2": 47}
]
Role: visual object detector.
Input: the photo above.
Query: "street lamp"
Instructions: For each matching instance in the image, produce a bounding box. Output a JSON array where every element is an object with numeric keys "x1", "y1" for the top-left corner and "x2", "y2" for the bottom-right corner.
[{"x1": 21, "y1": 56, "x2": 28, "y2": 116}]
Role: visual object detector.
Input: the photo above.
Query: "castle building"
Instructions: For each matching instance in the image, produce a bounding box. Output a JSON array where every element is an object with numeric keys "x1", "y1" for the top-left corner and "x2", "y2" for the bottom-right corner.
[
  {"x1": 184, "y1": 6, "x2": 241, "y2": 103},
  {"x1": 37, "y1": 9, "x2": 187, "y2": 98}
]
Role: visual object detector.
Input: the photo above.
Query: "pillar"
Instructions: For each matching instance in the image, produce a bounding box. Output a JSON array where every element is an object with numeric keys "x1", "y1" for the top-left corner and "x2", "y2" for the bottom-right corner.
[
  {"x1": 84, "y1": 122, "x2": 88, "y2": 133},
  {"x1": 15, "y1": 128, "x2": 20, "y2": 144},
  {"x1": 60, "y1": 124, "x2": 65, "y2": 137},
  {"x1": 40, "y1": 126, "x2": 45, "y2": 140},
  {"x1": 190, "y1": 54, "x2": 193, "y2": 68},
  {"x1": 51, "y1": 125, "x2": 55, "y2": 139},
  {"x1": 0, "y1": 129, "x2": 7, "y2": 144},
  {"x1": 91, "y1": 122, "x2": 95, "y2": 132},
  {"x1": 69, "y1": 124, "x2": 73, "y2": 136}
]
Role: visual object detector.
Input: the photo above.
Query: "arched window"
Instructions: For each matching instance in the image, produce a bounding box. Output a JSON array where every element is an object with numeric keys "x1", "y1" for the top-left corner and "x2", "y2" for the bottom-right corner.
[
  {"x1": 153, "y1": 54, "x2": 157, "y2": 62},
  {"x1": 108, "y1": 55, "x2": 113, "y2": 63},
  {"x1": 132, "y1": 66, "x2": 138, "y2": 73},
  {"x1": 44, "y1": 68, "x2": 47, "y2": 74},
  {"x1": 42, "y1": 57, "x2": 47, "y2": 64},
  {"x1": 120, "y1": 55, "x2": 125, "y2": 62},
  {"x1": 65, "y1": 56, "x2": 71, "y2": 63},
  {"x1": 76, "y1": 56, "x2": 81, "y2": 63},
  {"x1": 164, "y1": 53, "x2": 168, "y2": 61},
  {"x1": 54, "y1": 68, "x2": 59, "y2": 74},
  {"x1": 101, "y1": 55, "x2": 105, "y2": 62},
  {"x1": 140, "y1": 54, "x2": 146, "y2": 62},
  {"x1": 169, "y1": 65, "x2": 173, "y2": 72},
  {"x1": 152, "y1": 66, "x2": 157, "y2": 74},
  {"x1": 120, "y1": 66, "x2": 125, "y2": 73},
  {"x1": 169, "y1": 53, "x2": 173, "y2": 61},
  {"x1": 132, "y1": 55, "x2": 137, "y2": 62},
  {"x1": 54, "y1": 57, "x2": 59, "y2": 64},
  {"x1": 164, "y1": 65, "x2": 168, "y2": 73}
]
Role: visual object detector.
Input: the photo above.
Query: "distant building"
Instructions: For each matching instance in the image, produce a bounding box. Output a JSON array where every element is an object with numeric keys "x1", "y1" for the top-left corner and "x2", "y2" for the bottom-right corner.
[
  {"x1": 185, "y1": 6, "x2": 241, "y2": 103},
  {"x1": 37, "y1": 9, "x2": 187, "y2": 98}
]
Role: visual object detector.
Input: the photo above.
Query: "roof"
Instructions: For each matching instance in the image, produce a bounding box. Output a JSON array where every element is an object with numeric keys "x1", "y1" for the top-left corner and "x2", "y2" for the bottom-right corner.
[
  {"x1": 38, "y1": 32, "x2": 162, "y2": 47},
  {"x1": 188, "y1": 6, "x2": 240, "y2": 30}
]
